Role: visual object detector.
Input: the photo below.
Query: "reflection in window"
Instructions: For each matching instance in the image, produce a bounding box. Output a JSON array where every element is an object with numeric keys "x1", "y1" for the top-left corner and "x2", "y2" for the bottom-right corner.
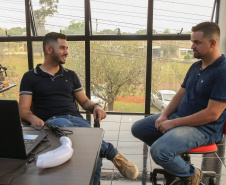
[
  {"x1": 32, "y1": 0, "x2": 85, "y2": 35},
  {"x1": 91, "y1": 0, "x2": 148, "y2": 35},
  {"x1": 91, "y1": 41, "x2": 146, "y2": 112},
  {"x1": 0, "y1": 0, "x2": 26, "y2": 36},
  {"x1": 0, "y1": 42, "x2": 28, "y2": 100},
  {"x1": 151, "y1": 40, "x2": 197, "y2": 113},
  {"x1": 153, "y1": 0, "x2": 214, "y2": 34}
]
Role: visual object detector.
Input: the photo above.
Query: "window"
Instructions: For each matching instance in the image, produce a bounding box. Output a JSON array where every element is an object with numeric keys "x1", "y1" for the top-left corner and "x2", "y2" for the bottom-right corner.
[
  {"x1": 153, "y1": 0, "x2": 214, "y2": 34},
  {"x1": 91, "y1": 0, "x2": 148, "y2": 35},
  {"x1": 151, "y1": 40, "x2": 197, "y2": 113},
  {"x1": 0, "y1": 0, "x2": 26, "y2": 36},
  {"x1": 91, "y1": 41, "x2": 146, "y2": 112},
  {"x1": 0, "y1": 42, "x2": 28, "y2": 100},
  {"x1": 32, "y1": 0, "x2": 85, "y2": 35}
]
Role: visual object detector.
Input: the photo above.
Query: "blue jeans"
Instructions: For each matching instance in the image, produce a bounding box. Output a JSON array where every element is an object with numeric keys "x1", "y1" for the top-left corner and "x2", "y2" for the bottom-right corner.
[
  {"x1": 46, "y1": 115, "x2": 118, "y2": 185},
  {"x1": 131, "y1": 113, "x2": 211, "y2": 177}
]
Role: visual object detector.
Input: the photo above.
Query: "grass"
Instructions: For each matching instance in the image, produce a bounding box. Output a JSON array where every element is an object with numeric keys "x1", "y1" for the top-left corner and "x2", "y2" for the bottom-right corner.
[{"x1": 111, "y1": 101, "x2": 160, "y2": 113}]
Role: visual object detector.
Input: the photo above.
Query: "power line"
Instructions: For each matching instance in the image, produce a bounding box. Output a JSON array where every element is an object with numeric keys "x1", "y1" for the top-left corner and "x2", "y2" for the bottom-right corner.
[
  {"x1": 155, "y1": 0, "x2": 213, "y2": 8},
  {"x1": 91, "y1": 0, "x2": 147, "y2": 9}
]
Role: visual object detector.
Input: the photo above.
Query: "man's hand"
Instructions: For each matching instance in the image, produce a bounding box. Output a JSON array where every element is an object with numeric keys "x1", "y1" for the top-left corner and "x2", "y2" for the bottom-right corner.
[
  {"x1": 158, "y1": 120, "x2": 176, "y2": 134},
  {"x1": 93, "y1": 105, "x2": 107, "y2": 122},
  {"x1": 155, "y1": 114, "x2": 168, "y2": 131},
  {"x1": 30, "y1": 117, "x2": 45, "y2": 127}
]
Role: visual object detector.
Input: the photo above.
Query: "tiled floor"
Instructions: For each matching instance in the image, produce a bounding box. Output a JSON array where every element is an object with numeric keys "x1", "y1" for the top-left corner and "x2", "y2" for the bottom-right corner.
[{"x1": 85, "y1": 114, "x2": 226, "y2": 185}]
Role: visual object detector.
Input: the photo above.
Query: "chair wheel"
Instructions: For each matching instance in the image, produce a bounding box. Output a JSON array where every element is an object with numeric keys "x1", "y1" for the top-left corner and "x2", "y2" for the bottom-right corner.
[{"x1": 209, "y1": 177, "x2": 217, "y2": 185}]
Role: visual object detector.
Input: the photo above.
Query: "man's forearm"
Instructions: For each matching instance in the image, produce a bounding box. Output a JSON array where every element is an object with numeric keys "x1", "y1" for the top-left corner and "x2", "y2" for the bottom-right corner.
[
  {"x1": 171, "y1": 100, "x2": 226, "y2": 127},
  {"x1": 81, "y1": 99, "x2": 97, "y2": 112},
  {"x1": 20, "y1": 107, "x2": 43, "y2": 125},
  {"x1": 162, "y1": 87, "x2": 185, "y2": 117}
]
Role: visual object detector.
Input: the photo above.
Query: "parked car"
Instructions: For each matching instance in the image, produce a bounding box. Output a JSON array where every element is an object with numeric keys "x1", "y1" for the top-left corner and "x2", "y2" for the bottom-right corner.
[{"x1": 151, "y1": 90, "x2": 176, "y2": 112}]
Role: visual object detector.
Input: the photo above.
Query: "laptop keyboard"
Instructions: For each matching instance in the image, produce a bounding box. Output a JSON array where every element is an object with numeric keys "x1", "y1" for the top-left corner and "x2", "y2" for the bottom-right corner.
[{"x1": 24, "y1": 139, "x2": 37, "y2": 150}]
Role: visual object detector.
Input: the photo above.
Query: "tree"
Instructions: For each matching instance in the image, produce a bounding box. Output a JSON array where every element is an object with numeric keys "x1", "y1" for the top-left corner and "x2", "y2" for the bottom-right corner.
[
  {"x1": 136, "y1": 29, "x2": 157, "y2": 34},
  {"x1": 65, "y1": 38, "x2": 146, "y2": 111},
  {"x1": 0, "y1": 27, "x2": 6, "y2": 36},
  {"x1": 8, "y1": 27, "x2": 26, "y2": 36},
  {"x1": 34, "y1": 0, "x2": 59, "y2": 34},
  {"x1": 163, "y1": 28, "x2": 170, "y2": 33},
  {"x1": 90, "y1": 41, "x2": 146, "y2": 111},
  {"x1": 160, "y1": 41, "x2": 179, "y2": 58},
  {"x1": 97, "y1": 29, "x2": 117, "y2": 34},
  {"x1": 62, "y1": 21, "x2": 85, "y2": 35}
]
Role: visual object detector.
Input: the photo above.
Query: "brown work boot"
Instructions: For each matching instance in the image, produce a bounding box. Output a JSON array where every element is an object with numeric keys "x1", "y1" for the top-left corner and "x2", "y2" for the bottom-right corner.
[
  {"x1": 171, "y1": 168, "x2": 203, "y2": 185},
  {"x1": 111, "y1": 151, "x2": 139, "y2": 180}
]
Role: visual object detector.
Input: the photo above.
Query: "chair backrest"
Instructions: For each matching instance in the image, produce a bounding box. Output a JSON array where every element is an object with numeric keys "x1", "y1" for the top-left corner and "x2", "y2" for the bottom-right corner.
[{"x1": 223, "y1": 121, "x2": 226, "y2": 135}]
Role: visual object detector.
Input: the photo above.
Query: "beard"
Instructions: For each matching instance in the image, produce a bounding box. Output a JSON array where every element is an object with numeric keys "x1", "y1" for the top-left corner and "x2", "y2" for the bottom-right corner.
[
  {"x1": 51, "y1": 49, "x2": 66, "y2": 64},
  {"x1": 193, "y1": 50, "x2": 203, "y2": 59}
]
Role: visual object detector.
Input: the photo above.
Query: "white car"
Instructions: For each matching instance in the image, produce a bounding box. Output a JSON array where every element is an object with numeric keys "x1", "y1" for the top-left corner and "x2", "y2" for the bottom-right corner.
[
  {"x1": 91, "y1": 94, "x2": 107, "y2": 109},
  {"x1": 151, "y1": 90, "x2": 176, "y2": 112}
]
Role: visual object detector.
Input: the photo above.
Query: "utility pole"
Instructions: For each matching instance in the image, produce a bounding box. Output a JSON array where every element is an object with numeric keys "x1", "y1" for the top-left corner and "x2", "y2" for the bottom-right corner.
[{"x1": 96, "y1": 19, "x2": 98, "y2": 33}]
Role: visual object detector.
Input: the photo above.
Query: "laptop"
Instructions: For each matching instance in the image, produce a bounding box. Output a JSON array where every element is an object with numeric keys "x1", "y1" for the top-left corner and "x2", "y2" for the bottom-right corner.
[{"x1": 0, "y1": 99, "x2": 47, "y2": 159}]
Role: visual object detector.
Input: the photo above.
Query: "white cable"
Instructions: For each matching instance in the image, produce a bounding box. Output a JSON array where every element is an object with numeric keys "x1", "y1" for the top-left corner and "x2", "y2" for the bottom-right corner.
[{"x1": 36, "y1": 136, "x2": 74, "y2": 168}]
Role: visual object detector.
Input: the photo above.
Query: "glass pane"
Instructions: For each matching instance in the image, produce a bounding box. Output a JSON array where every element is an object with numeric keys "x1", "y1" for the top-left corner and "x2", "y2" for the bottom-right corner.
[
  {"x1": 153, "y1": 0, "x2": 214, "y2": 34},
  {"x1": 151, "y1": 40, "x2": 196, "y2": 113},
  {"x1": 91, "y1": 0, "x2": 148, "y2": 35},
  {"x1": 32, "y1": 0, "x2": 84, "y2": 35},
  {"x1": 91, "y1": 41, "x2": 146, "y2": 112},
  {"x1": 0, "y1": 0, "x2": 26, "y2": 36},
  {"x1": 65, "y1": 41, "x2": 85, "y2": 89},
  {"x1": 0, "y1": 42, "x2": 28, "y2": 101},
  {"x1": 33, "y1": 41, "x2": 44, "y2": 67}
]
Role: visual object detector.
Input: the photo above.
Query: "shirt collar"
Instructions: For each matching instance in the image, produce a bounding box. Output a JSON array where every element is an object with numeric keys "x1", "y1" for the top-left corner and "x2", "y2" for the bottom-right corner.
[
  {"x1": 197, "y1": 54, "x2": 225, "y2": 69},
  {"x1": 34, "y1": 64, "x2": 68, "y2": 76}
]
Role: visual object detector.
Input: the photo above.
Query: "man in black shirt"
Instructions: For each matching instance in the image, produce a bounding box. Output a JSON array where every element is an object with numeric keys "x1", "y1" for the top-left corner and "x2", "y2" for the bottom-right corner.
[{"x1": 19, "y1": 32, "x2": 139, "y2": 185}]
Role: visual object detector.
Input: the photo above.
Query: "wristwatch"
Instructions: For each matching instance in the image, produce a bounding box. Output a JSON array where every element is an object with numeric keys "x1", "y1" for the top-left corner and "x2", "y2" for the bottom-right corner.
[{"x1": 93, "y1": 103, "x2": 102, "y2": 111}]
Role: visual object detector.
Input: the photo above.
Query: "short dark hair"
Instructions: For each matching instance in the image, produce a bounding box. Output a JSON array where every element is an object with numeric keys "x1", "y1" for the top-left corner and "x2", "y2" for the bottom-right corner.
[
  {"x1": 191, "y1": 22, "x2": 220, "y2": 41},
  {"x1": 43, "y1": 32, "x2": 67, "y2": 54}
]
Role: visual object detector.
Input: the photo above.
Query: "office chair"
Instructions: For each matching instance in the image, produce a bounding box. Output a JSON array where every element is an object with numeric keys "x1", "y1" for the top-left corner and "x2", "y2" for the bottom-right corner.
[{"x1": 150, "y1": 121, "x2": 226, "y2": 185}]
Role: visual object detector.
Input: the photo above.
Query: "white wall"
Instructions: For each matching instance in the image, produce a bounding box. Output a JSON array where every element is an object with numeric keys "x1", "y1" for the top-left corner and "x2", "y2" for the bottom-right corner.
[{"x1": 218, "y1": 0, "x2": 226, "y2": 55}]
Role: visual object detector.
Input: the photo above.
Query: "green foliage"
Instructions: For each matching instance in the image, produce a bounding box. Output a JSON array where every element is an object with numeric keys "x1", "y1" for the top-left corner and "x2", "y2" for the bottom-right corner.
[
  {"x1": 0, "y1": 27, "x2": 5, "y2": 36},
  {"x1": 136, "y1": 29, "x2": 157, "y2": 34},
  {"x1": 90, "y1": 41, "x2": 146, "y2": 110},
  {"x1": 7, "y1": 27, "x2": 26, "y2": 36},
  {"x1": 97, "y1": 29, "x2": 117, "y2": 34},
  {"x1": 64, "y1": 41, "x2": 85, "y2": 87},
  {"x1": 62, "y1": 21, "x2": 85, "y2": 34},
  {"x1": 34, "y1": 0, "x2": 59, "y2": 34},
  {"x1": 65, "y1": 39, "x2": 146, "y2": 111},
  {"x1": 184, "y1": 53, "x2": 192, "y2": 60},
  {"x1": 163, "y1": 28, "x2": 170, "y2": 33},
  {"x1": 136, "y1": 29, "x2": 146, "y2": 34},
  {"x1": 160, "y1": 41, "x2": 179, "y2": 57}
]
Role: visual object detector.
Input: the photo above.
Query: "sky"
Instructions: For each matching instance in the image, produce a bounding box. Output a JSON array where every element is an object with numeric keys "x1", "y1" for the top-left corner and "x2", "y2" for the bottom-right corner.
[{"x1": 0, "y1": 0, "x2": 215, "y2": 34}]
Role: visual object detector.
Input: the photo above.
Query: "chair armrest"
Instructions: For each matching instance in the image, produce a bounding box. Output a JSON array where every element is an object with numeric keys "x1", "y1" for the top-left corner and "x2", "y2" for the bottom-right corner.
[{"x1": 94, "y1": 120, "x2": 100, "y2": 128}]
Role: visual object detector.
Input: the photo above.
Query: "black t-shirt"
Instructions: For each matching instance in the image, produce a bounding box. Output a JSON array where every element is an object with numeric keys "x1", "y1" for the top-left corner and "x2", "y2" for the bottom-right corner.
[{"x1": 20, "y1": 64, "x2": 83, "y2": 121}]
